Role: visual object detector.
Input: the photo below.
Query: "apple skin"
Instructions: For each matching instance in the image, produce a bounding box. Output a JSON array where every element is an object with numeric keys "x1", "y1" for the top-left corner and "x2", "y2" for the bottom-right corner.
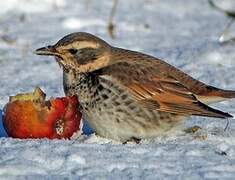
[{"x1": 3, "y1": 87, "x2": 83, "y2": 139}]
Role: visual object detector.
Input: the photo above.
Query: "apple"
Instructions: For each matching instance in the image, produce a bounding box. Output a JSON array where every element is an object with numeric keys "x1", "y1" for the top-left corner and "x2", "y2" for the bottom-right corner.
[{"x1": 3, "y1": 87, "x2": 82, "y2": 139}]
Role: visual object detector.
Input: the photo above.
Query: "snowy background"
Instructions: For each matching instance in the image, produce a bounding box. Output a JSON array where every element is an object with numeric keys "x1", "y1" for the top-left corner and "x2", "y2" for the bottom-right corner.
[{"x1": 1, "y1": 0, "x2": 235, "y2": 179}]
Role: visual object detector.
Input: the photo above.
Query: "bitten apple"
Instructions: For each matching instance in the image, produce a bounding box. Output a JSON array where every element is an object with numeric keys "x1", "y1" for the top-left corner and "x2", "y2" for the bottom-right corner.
[{"x1": 3, "y1": 87, "x2": 82, "y2": 139}]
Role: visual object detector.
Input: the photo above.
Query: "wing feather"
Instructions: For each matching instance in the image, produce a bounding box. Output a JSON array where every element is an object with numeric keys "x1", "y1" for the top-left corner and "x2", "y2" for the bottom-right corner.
[{"x1": 97, "y1": 59, "x2": 232, "y2": 118}]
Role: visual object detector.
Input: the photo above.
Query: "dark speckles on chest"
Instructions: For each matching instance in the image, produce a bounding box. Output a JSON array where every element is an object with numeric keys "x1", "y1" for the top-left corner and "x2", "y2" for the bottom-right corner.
[
  {"x1": 64, "y1": 71, "x2": 140, "y2": 120},
  {"x1": 78, "y1": 84, "x2": 87, "y2": 90},
  {"x1": 101, "y1": 94, "x2": 109, "y2": 100},
  {"x1": 97, "y1": 85, "x2": 104, "y2": 91}
]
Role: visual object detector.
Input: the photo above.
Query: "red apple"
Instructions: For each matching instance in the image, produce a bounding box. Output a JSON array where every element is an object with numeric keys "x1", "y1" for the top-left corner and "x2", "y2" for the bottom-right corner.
[{"x1": 3, "y1": 87, "x2": 82, "y2": 139}]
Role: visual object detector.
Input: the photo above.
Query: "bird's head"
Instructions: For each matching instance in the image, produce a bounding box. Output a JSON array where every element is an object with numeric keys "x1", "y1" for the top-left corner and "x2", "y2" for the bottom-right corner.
[{"x1": 35, "y1": 32, "x2": 112, "y2": 73}]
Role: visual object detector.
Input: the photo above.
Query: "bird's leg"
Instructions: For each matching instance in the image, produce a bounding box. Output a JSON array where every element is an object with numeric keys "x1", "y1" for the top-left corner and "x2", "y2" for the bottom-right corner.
[
  {"x1": 123, "y1": 137, "x2": 141, "y2": 144},
  {"x1": 184, "y1": 126, "x2": 208, "y2": 140},
  {"x1": 184, "y1": 125, "x2": 202, "y2": 134}
]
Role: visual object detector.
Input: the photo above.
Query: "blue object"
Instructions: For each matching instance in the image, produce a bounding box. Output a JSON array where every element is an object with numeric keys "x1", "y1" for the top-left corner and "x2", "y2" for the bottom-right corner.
[
  {"x1": 0, "y1": 109, "x2": 8, "y2": 137},
  {"x1": 82, "y1": 119, "x2": 94, "y2": 135}
]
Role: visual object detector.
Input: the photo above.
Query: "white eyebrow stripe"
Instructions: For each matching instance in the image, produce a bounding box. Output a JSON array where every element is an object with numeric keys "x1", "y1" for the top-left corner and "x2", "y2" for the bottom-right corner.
[{"x1": 60, "y1": 41, "x2": 100, "y2": 50}]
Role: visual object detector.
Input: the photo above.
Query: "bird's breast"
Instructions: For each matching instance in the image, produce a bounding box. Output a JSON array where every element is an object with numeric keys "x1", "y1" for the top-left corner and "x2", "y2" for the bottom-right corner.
[{"x1": 63, "y1": 70, "x2": 98, "y2": 107}]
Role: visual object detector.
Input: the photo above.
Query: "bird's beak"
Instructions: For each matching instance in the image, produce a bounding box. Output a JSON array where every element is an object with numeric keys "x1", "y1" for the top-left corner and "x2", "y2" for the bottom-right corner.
[{"x1": 34, "y1": 45, "x2": 59, "y2": 56}]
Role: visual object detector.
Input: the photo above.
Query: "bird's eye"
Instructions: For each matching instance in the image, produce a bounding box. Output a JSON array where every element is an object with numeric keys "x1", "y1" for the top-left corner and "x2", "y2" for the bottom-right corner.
[{"x1": 68, "y1": 49, "x2": 78, "y2": 55}]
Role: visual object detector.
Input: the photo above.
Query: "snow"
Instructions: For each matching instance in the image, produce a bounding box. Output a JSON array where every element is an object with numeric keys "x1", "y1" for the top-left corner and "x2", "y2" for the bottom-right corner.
[{"x1": 1, "y1": 0, "x2": 235, "y2": 179}]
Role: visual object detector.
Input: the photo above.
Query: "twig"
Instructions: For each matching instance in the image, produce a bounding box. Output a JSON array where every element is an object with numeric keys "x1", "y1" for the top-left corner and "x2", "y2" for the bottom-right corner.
[
  {"x1": 219, "y1": 19, "x2": 234, "y2": 43},
  {"x1": 85, "y1": 0, "x2": 91, "y2": 11},
  {"x1": 208, "y1": 0, "x2": 235, "y2": 43},
  {"x1": 224, "y1": 118, "x2": 230, "y2": 132},
  {"x1": 107, "y1": 0, "x2": 118, "y2": 39},
  {"x1": 208, "y1": 0, "x2": 235, "y2": 18}
]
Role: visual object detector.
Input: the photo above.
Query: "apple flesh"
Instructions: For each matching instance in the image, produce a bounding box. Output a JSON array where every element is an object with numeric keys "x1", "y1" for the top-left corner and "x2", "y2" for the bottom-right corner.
[{"x1": 3, "y1": 87, "x2": 82, "y2": 139}]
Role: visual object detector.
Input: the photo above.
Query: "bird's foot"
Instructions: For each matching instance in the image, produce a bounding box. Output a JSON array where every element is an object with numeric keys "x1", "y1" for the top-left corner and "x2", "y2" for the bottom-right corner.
[
  {"x1": 184, "y1": 125, "x2": 202, "y2": 134},
  {"x1": 123, "y1": 137, "x2": 141, "y2": 144},
  {"x1": 184, "y1": 125, "x2": 208, "y2": 140}
]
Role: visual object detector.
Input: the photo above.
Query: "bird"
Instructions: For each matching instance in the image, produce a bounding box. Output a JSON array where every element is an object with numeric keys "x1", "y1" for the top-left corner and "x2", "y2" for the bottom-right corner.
[{"x1": 35, "y1": 32, "x2": 235, "y2": 143}]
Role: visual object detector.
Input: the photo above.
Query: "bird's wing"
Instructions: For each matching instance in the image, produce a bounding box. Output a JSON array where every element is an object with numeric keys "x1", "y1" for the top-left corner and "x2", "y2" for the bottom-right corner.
[{"x1": 98, "y1": 60, "x2": 231, "y2": 118}]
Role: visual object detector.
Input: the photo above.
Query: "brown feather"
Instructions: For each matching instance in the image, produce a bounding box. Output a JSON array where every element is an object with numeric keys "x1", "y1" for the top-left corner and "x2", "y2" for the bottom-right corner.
[
  {"x1": 109, "y1": 48, "x2": 235, "y2": 104},
  {"x1": 197, "y1": 86, "x2": 235, "y2": 103},
  {"x1": 97, "y1": 48, "x2": 233, "y2": 118}
]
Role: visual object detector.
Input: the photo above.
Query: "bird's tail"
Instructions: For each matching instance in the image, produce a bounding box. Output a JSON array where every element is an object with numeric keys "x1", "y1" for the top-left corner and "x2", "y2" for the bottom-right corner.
[{"x1": 196, "y1": 86, "x2": 235, "y2": 104}]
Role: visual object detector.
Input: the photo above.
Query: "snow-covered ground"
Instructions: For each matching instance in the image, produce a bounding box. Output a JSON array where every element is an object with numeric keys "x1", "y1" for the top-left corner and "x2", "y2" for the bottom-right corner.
[{"x1": 1, "y1": 0, "x2": 235, "y2": 179}]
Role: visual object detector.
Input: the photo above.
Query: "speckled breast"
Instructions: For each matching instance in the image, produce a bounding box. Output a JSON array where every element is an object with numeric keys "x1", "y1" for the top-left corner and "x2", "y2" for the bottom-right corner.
[{"x1": 63, "y1": 70, "x2": 183, "y2": 142}]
